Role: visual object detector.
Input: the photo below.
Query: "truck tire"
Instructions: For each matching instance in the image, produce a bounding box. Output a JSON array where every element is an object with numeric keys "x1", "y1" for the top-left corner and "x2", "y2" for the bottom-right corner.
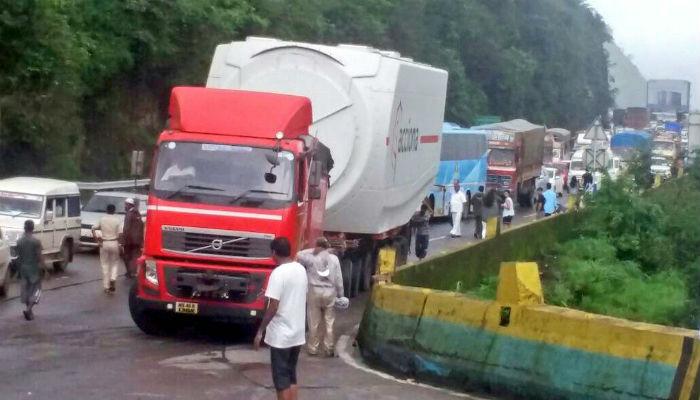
[
  {"x1": 129, "y1": 285, "x2": 177, "y2": 336},
  {"x1": 350, "y1": 257, "x2": 362, "y2": 298},
  {"x1": 360, "y1": 251, "x2": 374, "y2": 292},
  {"x1": 340, "y1": 257, "x2": 352, "y2": 298},
  {"x1": 53, "y1": 241, "x2": 72, "y2": 272}
]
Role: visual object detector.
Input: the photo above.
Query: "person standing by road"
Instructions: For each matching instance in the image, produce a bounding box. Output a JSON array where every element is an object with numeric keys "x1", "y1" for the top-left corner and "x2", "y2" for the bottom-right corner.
[
  {"x1": 16, "y1": 220, "x2": 44, "y2": 321},
  {"x1": 543, "y1": 183, "x2": 557, "y2": 217},
  {"x1": 122, "y1": 198, "x2": 144, "y2": 278},
  {"x1": 449, "y1": 180, "x2": 467, "y2": 238},
  {"x1": 92, "y1": 204, "x2": 122, "y2": 294},
  {"x1": 501, "y1": 190, "x2": 515, "y2": 228},
  {"x1": 582, "y1": 169, "x2": 594, "y2": 192},
  {"x1": 410, "y1": 204, "x2": 431, "y2": 259},
  {"x1": 472, "y1": 185, "x2": 485, "y2": 239},
  {"x1": 254, "y1": 237, "x2": 307, "y2": 400},
  {"x1": 296, "y1": 237, "x2": 344, "y2": 357}
]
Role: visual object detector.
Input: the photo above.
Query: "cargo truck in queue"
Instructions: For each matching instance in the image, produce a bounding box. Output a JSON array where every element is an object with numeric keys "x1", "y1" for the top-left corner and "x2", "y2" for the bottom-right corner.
[
  {"x1": 129, "y1": 38, "x2": 448, "y2": 334},
  {"x1": 471, "y1": 119, "x2": 546, "y2": 206}
]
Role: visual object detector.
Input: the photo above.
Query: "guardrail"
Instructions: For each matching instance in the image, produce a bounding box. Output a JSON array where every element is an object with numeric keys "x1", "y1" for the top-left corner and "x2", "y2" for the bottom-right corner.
[{"x1": 75, "y1": 179, "x2": 151, "y2": 191}]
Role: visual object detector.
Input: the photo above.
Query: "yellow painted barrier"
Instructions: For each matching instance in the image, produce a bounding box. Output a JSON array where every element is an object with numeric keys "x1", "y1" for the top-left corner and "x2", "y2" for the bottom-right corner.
[
  {"x1": 496, "y1": 262, "x2": 543, "y2": 305},
  {"x1": 485, "y1": 216, "x2": 498, "y2": 239}
]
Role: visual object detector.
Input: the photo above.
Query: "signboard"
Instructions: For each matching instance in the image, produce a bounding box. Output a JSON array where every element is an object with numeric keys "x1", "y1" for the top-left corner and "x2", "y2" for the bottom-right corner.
[
  {"x1": 131, "y1": 150, "x2": 145, "y2": 176},
  {"x1": 473, "y1": 115, "x2": 501, "y2": 126},
  {"x1": 584, "y1": 148, "x2": 608, "y2": 170}
]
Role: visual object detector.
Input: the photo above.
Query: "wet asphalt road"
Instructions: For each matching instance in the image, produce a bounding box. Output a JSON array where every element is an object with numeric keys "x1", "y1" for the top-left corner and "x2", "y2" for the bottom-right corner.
[
  {"x1": 0, "y1": 249, "x2": 483, "y2": 400},
  {"x1": 0, "y1": 206, "x2": 545, "y2": 400}
]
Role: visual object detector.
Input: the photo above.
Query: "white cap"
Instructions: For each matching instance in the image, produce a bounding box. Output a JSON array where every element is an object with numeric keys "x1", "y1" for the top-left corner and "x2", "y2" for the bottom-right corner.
[{"x1": 124, "y1": 198, "x2": 135, "y2": 205}]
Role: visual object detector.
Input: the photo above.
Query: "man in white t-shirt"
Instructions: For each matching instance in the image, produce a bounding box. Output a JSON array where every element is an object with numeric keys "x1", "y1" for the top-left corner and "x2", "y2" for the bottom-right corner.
[
  {"x1": 254, "y1": 237, "x2": 307, "y2": 400},
  {"x1": 449, "y1": 179, "x2": 467, "y2": 237}
]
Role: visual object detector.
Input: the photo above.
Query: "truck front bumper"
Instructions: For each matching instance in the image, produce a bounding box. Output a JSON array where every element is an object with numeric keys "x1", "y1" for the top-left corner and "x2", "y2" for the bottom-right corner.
[{"x1": 135, "y1": 294, "x2": 263, "y2": 323}]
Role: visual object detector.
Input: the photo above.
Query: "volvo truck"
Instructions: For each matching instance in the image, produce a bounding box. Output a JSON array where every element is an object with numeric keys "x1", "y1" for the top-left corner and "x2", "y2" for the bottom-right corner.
[{"x1": 129, "y1": 38, "x2": 447, "y2": 334}]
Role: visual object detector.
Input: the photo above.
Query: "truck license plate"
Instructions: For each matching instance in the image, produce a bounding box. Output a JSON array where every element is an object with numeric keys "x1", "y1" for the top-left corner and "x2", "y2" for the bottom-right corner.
[{"x1": 175, "y1": 302, "x2": 198, "y2": 314}]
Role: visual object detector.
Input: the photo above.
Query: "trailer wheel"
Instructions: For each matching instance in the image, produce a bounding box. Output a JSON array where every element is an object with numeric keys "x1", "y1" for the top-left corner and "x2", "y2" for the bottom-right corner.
[
  {"x1": 129, "y1": 285, "x2": 177, "y2": 336},
  {"x1": 340, "y1": 257, "x2": 352, "y2": 298},
  {"x1": 360, "y1": 251, "x2": 374, "y2": 292}
]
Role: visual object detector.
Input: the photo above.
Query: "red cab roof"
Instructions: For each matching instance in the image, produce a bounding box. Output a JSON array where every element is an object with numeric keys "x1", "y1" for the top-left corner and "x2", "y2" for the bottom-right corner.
[{"x1": 168, "y1": 86, "x2": 312, "y2": 139}]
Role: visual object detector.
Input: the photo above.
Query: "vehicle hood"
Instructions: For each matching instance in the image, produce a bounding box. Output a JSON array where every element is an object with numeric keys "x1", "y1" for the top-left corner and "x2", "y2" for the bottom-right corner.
[{"x1": 80, "y1": 211, "x2": 126, "y2": 228}]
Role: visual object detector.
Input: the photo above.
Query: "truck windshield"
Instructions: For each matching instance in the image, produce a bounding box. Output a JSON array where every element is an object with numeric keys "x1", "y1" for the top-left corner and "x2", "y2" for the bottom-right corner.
[
  {"x1": 488, "y1": 149, "x2": 515, "y2": 166},
  {"x1": 0, "y1": 192, "x2": 43, "y2": 218},
  {"x1": 570, "y1": 160, "x2": 584, "y2": 171},
  {"x1": 153, "y1": 142, "x2": 295, "y2": 208}
]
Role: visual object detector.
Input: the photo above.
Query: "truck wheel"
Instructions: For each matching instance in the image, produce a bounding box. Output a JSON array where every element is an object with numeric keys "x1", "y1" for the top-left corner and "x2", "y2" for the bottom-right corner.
[
  {"x1": 360, "y1": 252, "x2": 374, "y2": 292},
  {"x1": 129, "y1": 285, "x2": 177, "y2": 336},
  {"x1": 350, "y1": 257, "x2": 362, "y2": 297},
  {"x1": 53, "y1": 242, "x2": 71, "y2": 272},
  {"x1": 340, "y1": 258, "x2": 352, "y2": 298},
  {"x1": 0, "y1": 264, "x2": 10, "y2": 297}
]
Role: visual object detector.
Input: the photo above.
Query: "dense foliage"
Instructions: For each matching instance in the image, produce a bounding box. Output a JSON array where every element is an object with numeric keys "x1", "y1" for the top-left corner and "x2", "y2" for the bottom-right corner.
[
  {"x1": 0, "y1": 0, "x2": 613, "y2": 179},
  {"x1": 470, "y1": 166, "x2": 700, "y2": 328}
]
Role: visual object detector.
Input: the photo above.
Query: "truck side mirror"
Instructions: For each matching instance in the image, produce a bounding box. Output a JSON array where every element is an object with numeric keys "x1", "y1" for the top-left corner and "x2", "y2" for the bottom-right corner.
[{"x1": 309, "y1": 160, "x2": 322, "y2": 186}]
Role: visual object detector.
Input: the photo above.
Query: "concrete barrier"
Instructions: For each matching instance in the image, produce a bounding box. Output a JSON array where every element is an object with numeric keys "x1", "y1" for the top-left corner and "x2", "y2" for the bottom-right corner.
[{"x1": 358, "y1": 262, "x2": 700, "y2": 399}]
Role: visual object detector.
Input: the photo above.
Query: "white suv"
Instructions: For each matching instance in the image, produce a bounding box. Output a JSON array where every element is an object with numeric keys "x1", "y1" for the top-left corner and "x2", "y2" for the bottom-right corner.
[
  {"x1": 0, "y1": 233, "x2": 11, "y2": 296},
  {"x1": 0, "y1": 177, "x2": 81, "y2": 273}
]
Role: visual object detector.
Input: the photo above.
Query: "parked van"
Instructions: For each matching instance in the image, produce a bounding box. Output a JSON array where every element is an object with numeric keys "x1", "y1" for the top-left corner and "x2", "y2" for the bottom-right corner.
[{"x1": 0, "y1": 178, "x2": 80, "y2": 271}]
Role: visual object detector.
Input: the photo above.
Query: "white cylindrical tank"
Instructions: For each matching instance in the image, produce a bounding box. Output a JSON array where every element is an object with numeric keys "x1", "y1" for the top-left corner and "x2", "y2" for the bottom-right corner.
[{"x1": 207, "y1": 37, "x2": 448, "y2": 234}]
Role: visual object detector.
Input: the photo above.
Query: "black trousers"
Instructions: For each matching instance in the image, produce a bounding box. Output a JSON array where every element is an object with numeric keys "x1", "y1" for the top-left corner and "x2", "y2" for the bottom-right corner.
[{"x1": 474, "y1": 216, "x2": 483, "y2": 238}]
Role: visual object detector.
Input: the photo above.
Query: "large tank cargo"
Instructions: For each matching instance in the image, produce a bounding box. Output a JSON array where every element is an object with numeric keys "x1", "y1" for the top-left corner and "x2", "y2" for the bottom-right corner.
[
  {"x1": 207, "y1": 37, "x2": 448, "y2": 235},
  {"x1": 472, "y1": 119, "x2": 546, "y2": 206}
]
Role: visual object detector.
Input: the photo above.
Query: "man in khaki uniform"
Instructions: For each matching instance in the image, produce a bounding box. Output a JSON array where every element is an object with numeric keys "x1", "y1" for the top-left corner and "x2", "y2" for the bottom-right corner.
[
  {"x1": 296, "y1": 238, "x2": 344, "y2": 357},
  {"x1": 92, "y1": 204, "x2": 122, "y2": 294}
]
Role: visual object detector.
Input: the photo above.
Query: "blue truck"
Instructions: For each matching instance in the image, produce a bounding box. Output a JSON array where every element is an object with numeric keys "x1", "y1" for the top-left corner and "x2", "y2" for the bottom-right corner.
[{"x1": 426, "y1": 123, "x2": 488, "y2": 217}]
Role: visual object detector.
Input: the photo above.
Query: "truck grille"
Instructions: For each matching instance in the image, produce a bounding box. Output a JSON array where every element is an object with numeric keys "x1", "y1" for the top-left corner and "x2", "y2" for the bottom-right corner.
[
  {"x1": 164, "y1": 266, "x2": 266, "y2": 303},
  {"x1": 161, "y1": 226, "x2": 273, "y2": 259}
]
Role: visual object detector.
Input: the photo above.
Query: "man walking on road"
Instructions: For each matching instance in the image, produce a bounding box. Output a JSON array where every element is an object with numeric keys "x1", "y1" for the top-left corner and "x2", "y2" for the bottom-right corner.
[
  {"x1": 297, "y1": 237, "x2": 344, "y2": 357},
  {"x1": 472, "y1": 185, "x2": 485, "y2": 239},
  {"x1": 92, "y1": 204, "x2": 122, "y2": 294},
  {"x1": 122, "y1": 198, "x2": 143, "y2": 278},
  {"x1": 16, "y1": 220, "x2": 44, "y2": 321},
  {"x1": 543, "y1": 183, "x2": 557, "y2": 217},
  {"x1": 449, "y1": 180, "x2": 467, "y2": 238},
  {"x1": 254, "y1": 237, "x2": 307, "y2": 400}
]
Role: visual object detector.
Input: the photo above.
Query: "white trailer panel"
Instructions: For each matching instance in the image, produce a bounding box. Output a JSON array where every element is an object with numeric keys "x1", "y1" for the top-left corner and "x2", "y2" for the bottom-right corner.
[{"x1": 207, "y1": 37, "x2": 448, "y2": 234}]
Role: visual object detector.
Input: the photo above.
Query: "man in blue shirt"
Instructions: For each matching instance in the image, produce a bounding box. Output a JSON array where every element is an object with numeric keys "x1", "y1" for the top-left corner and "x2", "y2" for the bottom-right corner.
[{"x1": 543, "y1": 183, "x2": 557, "y2": 216}]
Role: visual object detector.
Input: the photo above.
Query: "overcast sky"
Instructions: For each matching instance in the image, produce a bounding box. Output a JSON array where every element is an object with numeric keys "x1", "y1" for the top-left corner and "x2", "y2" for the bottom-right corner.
[{"x1": 586, "y1": 0, "x2": 700, "y2": 110}]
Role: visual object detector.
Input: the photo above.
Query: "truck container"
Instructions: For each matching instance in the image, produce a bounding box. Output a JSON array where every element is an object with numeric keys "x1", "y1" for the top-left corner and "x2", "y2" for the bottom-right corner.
[
  {"x1": 129, "y1": 38, "x2": 447, "y2": 334},
  {"x1": 689, "y1": 112, "x2": 700, "y2": 162},
  {"x1": 427, "y1": 123, "x2": 488, "y2": 217},
  {"x1": 471, "y1": 119, "x2": 546, "y2": 206},
  {"x1": 624, "y1": 107, "x2": 649, "y2": 130}
]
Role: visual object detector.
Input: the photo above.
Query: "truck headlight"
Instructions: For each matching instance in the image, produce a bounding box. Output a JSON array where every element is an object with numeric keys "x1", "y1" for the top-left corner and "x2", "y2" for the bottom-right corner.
[{"x1": 145, "y1": 259, "x2": 158, "y2": 287}]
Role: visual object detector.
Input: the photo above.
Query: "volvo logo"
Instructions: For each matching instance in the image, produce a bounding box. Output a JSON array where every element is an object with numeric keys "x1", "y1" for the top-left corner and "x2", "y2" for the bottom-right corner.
[{"x1": 211, "y1": 239, "x2": 223, "y2": 250}]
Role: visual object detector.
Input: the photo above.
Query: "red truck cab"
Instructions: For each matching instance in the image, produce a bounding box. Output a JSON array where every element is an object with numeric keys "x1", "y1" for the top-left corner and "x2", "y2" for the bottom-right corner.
[{"x1": 129, "y1": 87, "x2": 327, "y2": 334}]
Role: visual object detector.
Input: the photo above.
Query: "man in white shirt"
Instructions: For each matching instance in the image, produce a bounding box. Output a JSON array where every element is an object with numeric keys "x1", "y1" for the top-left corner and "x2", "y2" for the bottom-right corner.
[
  {"x1": 254, "y1": 237, "x2": 307, "y2": 400},
  {"x1": 160, "y1": 161, "x2": 196, "y2": 181},
  {"x1": 296, "y1": 237, "x2": 344, "y2": 357},
  {"x1": 449, "y1": 180, "x2": 467, "y2": 238},
  {"x1": 91, "y1": 204, "x2": 123, "y2": 294}
]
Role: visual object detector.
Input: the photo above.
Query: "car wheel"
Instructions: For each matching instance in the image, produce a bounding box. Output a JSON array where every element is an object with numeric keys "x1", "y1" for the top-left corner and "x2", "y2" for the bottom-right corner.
[
  {"x1": 129, "y1": 285, "x2": 177, "y2": 336},
  {"x1": 53, "y1": 242, "x2": 71, "y2": 272}
]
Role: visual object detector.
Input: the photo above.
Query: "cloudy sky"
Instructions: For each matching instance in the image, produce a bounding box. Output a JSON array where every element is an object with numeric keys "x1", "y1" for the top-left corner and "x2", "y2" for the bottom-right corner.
[{"x1": 586, "y1": 0, "x2": 700, "y2": 110}]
